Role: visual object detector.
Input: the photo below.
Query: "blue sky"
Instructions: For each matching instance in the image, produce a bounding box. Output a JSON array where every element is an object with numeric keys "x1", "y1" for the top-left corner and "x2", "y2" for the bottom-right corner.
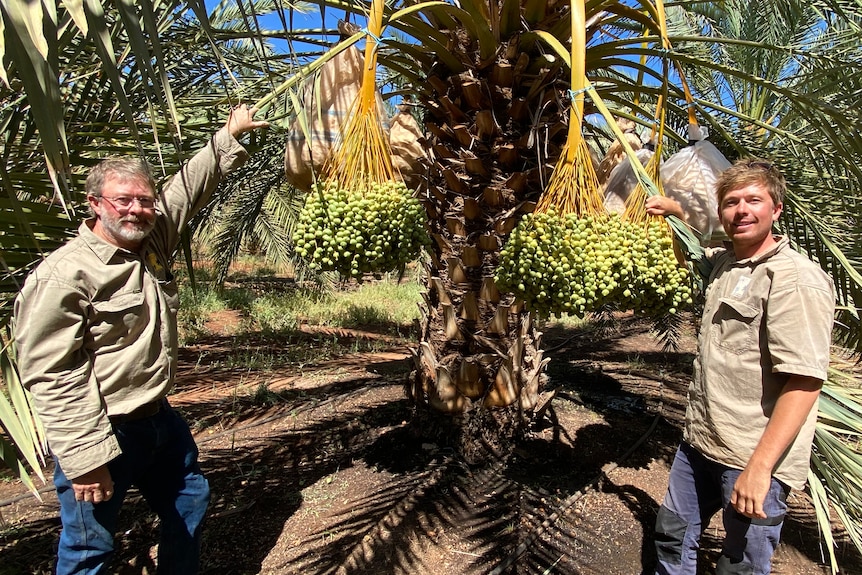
[{"x1": 204, "y1": 1, "x2": 359, "y2": 53}]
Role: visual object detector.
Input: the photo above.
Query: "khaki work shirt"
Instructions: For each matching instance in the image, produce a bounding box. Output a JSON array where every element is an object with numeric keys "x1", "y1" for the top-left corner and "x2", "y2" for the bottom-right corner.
[
  {"x1": 684, "y1": 236, "x2": 835, "y2": 490},
  {"x1": 13, "y1": 127, "x2": 248, "y2": 479}
]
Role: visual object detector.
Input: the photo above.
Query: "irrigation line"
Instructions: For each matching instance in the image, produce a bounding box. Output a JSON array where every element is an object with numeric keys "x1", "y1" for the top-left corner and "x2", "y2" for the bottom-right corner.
[
  {"x1": 488, "y1": 412, "x2": 662, "y2": 575},
  {"x1": 0, "y1": 482, "x2": 54, "y2": 507},
  {"x1": 542, "y1": 327, "x2": 601, "y2": 354}
]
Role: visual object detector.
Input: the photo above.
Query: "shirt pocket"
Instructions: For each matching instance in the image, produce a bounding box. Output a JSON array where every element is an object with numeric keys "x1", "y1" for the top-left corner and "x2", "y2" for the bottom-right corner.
[
  {"x1": 90, "y1": 291, "x2": 147, "y2": 344},
  {"x1": 145, "y1": 252, "x2": 179, "y2": 315},
  {"x1": 710, "y1": 297, "x2": 759, "y2": 355},
  {"x1": 160, "y1": 279, "x2": 179, "y2": 315}
]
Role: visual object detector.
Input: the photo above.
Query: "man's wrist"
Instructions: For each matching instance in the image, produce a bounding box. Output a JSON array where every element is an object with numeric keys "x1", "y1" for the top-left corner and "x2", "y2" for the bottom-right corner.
[{"x1": 744, "y1": 455, "x2": 775, "y2": 477}]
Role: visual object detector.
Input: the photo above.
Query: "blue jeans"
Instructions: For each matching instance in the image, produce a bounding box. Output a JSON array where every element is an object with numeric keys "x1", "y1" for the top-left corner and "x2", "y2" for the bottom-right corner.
[
  {"x1": 53, "y1": 401, "x2": 210, "y2": 575},
  {"x1": 654, "y1": 442, "x2": 789, "y2": 575}
]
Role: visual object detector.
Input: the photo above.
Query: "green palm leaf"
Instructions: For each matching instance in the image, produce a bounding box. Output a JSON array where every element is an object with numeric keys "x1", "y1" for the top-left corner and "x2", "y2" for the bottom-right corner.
[{"x1": 1, "y1": 2, "x2": 861, "y2": 568}]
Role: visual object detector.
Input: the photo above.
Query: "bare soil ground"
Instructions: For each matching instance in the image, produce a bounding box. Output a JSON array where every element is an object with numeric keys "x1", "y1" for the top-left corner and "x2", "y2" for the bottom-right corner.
[{"x1": 2, "y1": 313, "x2": 860, "y2": 574}]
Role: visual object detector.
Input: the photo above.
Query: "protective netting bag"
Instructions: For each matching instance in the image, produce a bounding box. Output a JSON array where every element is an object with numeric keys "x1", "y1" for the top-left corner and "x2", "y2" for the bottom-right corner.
[
  {"x1": 660, "y1": 124, "x2": 731, "y2": 245},
  {"x1": 597, "y1": 117, "x2": 642, "y2": 185},
  {"x1": 388, "y1": 107, "x2": 427, "y2": 190},
  {"x1": 283, "y1": 46, "x2": 378, "y2": 192},
  {"x1": 284, "y1": 50, "x2": 426, "y2": 194},
  {"x1": 603, "y1": 146, "x2": 655, "y2": 214}
]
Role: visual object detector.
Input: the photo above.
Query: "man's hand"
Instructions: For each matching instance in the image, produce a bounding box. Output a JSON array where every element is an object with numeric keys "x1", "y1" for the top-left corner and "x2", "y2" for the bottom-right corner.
[
  {"x1": 226, "y1": 103, "x2": 269, "y2": 138},
  {"x1": 731, "y1": 467, "x2": 771, "y2": 519},
  {"x1": 645, "y1": 195, "x2": 684, "y2": 219},
  {"x1": 72, "y1": 465, "x2": 115, "y2": 504},
  {"x1": 732, "y1": 375, "x2": 822, "y2": 520}
]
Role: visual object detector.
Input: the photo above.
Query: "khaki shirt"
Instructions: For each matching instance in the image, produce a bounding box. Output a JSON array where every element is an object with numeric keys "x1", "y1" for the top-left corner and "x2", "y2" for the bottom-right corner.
[
  {"x1": 684, "y1": 236, "x2": 835, "y2": 489},
  {"x1": 13, "y1": 127, "x2": 248, "y2": 479}
]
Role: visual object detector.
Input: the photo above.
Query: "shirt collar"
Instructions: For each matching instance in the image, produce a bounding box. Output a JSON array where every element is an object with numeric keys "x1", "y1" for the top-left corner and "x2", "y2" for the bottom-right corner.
[
  {"x1": 79, "y1": 218, "x2": 141, "y2": 264},
  {"x1": 732, "y1": 235, "x2": 789, "y2": 265}
]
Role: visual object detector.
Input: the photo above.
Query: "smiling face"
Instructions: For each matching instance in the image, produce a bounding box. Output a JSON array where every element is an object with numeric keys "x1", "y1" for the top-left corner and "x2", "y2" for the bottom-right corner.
[
  {"x1": 88, "y1": 177, "x2": 157, "y2": 251},
  {"x1": 718, "y1": 182, "x2": 783, "y2": 259}
]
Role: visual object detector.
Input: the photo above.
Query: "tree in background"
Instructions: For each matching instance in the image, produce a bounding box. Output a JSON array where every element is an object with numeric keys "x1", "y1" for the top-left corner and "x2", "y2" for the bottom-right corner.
[{"x1": 1, "y1": 0, "x2": 860, "y2": 567}]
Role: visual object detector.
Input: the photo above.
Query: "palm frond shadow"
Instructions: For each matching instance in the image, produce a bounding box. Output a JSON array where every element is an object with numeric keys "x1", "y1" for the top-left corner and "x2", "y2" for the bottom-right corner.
[
  {"x1": 190, "y1": 386, "x2": 415, "y2": 574},
  {"x1": 279, "y1": 450, "x2": 476, "y2": 574},
  {"x1": 261, "y1": 394, "x2": 673, "y2": 574},
  {"x1": 167, "y1": 336, "x2": 673, "y2": 575},
  {"x1": 149, "y1": 316, "x2": 862, "y2": 575},
  {"x1": 6, "y1": 320, "x2": 859, "y2": 574},
  {"x1": 518, "y1": 480, "x2": 660, "y2": 575},
  {"x1": 0, "y1": 516, "x2": 61, "y2": 574}
]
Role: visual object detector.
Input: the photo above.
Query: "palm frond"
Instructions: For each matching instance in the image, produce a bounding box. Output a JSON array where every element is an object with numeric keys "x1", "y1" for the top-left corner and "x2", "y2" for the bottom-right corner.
[
  {"x1": 811, "y1": 362, "x2": 862, "y2": 565},
  {"x1": 0, "y1": 330, "x2": 47, "y2": 497},
  {"x1": 191, "y1": 137, "x2": 331, "y2": 287}
]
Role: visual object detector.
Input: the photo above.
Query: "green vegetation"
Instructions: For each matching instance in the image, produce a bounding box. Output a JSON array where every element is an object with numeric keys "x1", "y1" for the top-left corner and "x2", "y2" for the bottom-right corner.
[
  {"x1": 177, "y1": 286, "x2": 235, "y2": 342},
  {"x1": 177, "y1": 263, "x2": 423, "y2": 344},
  {"x1": 283, "y1": 277, "x2": 422, "y2": 334}
]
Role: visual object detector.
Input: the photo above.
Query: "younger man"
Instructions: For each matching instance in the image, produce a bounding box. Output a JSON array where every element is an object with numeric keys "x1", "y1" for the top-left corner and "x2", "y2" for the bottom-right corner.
[{"x1": 647, "y1": 159, "x2": 835, "y2": 574}]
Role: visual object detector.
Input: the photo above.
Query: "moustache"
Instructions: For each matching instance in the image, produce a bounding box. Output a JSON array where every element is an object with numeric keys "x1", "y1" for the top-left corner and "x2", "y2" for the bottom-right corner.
[{"x1": 121, "y1": 215, "x2": 153, "y2": 225}]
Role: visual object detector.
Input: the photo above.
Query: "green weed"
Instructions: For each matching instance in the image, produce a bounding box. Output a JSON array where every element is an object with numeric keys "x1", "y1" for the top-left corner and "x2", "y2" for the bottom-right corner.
[
  {"x1": 240, "y1": 276, "x2": 421, "y2": 337},
  {"x1": 294, "y1": 278, "x2": 422, "y2": 336},
  {"x1": 177, "y1": 284, "x2": 228, "y2": 343},
  {"x1": 175, "y1": 266, "x2": 424, "y2": 367},
  {"x1": 544, "y1": 313, "x2": 590, "y2": 330}
]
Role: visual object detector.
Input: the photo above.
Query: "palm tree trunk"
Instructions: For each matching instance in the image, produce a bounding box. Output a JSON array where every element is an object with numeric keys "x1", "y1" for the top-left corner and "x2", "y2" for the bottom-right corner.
[{"x1": 408, "y1": 41, "x2": 570, "y2": 458}]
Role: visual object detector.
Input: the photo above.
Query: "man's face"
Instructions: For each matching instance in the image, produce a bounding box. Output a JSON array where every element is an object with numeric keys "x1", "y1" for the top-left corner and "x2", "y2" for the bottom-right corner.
[
  {"x1": 88, "y1": 177, "x2": 157, "y2": 250},
  {"x1": 718, "y1": 182, "x2": 782, "y2": 258}
]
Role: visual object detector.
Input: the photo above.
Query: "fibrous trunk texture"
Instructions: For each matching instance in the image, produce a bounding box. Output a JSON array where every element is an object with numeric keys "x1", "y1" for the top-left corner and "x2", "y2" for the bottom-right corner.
[{"x1": 409, "y1": 30, "x2": 571, "y2": 458}]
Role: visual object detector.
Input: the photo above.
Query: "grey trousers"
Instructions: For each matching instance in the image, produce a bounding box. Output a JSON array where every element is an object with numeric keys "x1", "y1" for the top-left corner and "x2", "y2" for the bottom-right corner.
[{"x1": 654, "y1": 442, "x2": 788, "y2": 575}]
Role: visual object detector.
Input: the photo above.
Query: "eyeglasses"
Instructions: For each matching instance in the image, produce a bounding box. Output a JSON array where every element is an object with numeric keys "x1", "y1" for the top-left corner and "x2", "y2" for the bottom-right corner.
[{"x1": 98, "y1": 195, "x2": 157, "y2": 210}]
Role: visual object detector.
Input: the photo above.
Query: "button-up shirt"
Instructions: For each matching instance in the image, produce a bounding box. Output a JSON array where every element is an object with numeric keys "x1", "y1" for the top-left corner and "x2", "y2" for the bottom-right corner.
[
  {"x1": 684, "y1": 236, "x2": 835, "y2": 489},
  {"x1": 13, "y1": 127, "x2": 248, "y2": 479}
]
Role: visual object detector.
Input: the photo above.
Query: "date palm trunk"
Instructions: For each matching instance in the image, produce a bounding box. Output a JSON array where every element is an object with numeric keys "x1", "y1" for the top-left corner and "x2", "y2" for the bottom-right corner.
[{"x1": 408, "y1": 9, "x2": 579, "y2": 457}]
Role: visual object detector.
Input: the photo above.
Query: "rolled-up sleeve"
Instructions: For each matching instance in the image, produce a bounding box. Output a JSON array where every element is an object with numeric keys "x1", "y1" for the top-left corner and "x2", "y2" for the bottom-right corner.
[
  {"x1": 158, "y1": 127, "x2": 249, "y2": 252},
  {"x1": 767, "y1": 270, "x2": 835, "y2": 381}
]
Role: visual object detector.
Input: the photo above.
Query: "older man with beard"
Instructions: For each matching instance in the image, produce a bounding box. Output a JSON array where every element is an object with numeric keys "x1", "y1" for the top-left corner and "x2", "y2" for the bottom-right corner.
[{"x1": 13, "y1": 105, "x2": 267, "y2": 575}]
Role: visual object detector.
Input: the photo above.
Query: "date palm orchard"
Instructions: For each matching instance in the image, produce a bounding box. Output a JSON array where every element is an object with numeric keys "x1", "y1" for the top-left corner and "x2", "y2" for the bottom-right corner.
[{"x1": 0, "y1": 0, "x2": 861, "y2": 566}]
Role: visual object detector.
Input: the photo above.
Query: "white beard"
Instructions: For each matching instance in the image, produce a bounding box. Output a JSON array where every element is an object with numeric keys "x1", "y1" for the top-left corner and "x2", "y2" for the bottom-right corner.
[{"x1": 101, "y1": 211, "x2": 156, "y2": 244}]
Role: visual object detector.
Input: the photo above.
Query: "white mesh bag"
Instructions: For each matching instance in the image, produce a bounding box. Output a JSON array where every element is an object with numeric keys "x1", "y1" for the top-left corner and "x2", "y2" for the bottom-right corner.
[
  {"x1": 602, "y1": 147, "x2": 655, "y2": 214},
  {"x1": 660, "y1": 124, "x2": 731, "y2": 244}
]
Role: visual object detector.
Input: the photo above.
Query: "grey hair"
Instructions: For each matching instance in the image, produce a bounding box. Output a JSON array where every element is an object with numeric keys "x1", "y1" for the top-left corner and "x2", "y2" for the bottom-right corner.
[{"x1": 85, "y1": 158, "x2": 156, "y2": 198}]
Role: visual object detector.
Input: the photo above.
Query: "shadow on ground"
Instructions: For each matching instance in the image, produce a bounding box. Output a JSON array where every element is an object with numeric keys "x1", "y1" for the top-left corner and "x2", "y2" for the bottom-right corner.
[{"x1": 2, "y1": 314, "x2": 859, "y2": 575}]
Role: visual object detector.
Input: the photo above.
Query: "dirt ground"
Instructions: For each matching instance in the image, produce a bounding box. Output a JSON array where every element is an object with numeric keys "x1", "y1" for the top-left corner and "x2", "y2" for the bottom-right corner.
[{"x1": 2, "y1": 313, "x2": 860, "y2": 574}]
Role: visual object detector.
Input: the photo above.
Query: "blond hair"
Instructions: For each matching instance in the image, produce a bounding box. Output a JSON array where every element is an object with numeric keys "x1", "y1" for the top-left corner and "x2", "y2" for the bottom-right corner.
[{"x1": 715, "y1": 158, "x2": 786, "y2": 207}]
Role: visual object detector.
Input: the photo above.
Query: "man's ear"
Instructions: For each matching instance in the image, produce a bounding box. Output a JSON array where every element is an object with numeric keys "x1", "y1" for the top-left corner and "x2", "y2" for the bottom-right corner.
[
  {"x1": 772, "y1": 201, "x2": 783, "y2": 222},
  {"x1": 87, "y1": 194, "x2": 102, "y2": 216}
]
